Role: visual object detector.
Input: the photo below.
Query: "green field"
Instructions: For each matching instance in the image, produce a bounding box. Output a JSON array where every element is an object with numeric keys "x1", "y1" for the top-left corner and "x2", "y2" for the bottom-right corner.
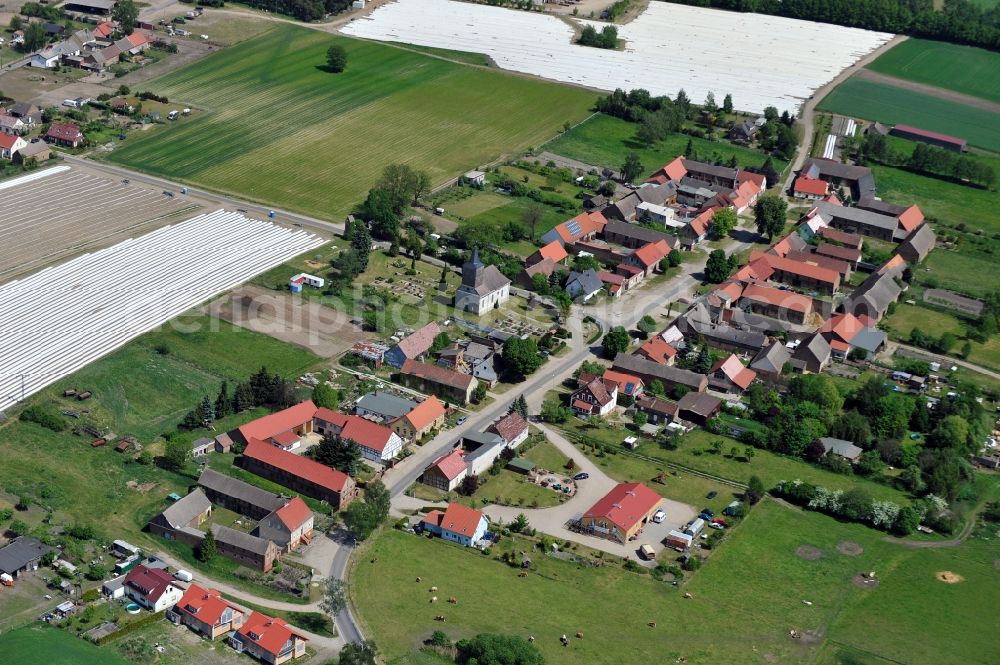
[
  {"x1": 107, "y1": 26, "x2": 594, "y2": 219},
  {"x1": 869, "y1": 164, "x2": 998, "y2": 234},
  {"x1": 818, "y1": 78, "x2": 1000, "y2": 152},
  {"x1": 0, "y1": 315, "x2": 320, "y2": 541},
  {"x1": 544, "y1": 113, "x2": 788, "y2": 179},
  {"x1": 0, "y1": 625, "x2": 131, "y2": 665},
  {"x1": 354, "y1": 500, "x2": 1000, "y2": 665},
  {"x1": 867, "y1": 39, "x2": 1000, "y2": 104}
]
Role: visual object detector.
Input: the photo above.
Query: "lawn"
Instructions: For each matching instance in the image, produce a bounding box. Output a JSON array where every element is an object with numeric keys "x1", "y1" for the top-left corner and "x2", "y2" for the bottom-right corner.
[
  {"x1": 866, "y1": 38, "x2": 1000, "y2": 104},
  {"x1": 353, "y1": 500, "x2": 1000, "y2": 665},
  {"x1": 817, "y1": 77, "x2": 1000, "y2": 152},
  {"x1": 0, "y1": 625, "x2": 131, "y2": 665},
  {"x1": 880, "y1": 303, "x2": 965, "y2": 340},
  {"x1": 544, "y1": 113, "x2": 788, "y2": 179},
  {"x1": 107, "y1": 26, "x2": 595, "y2": 220},
  {"x1": 868, "y1": 164, "x2": 998, "y2": 234}
]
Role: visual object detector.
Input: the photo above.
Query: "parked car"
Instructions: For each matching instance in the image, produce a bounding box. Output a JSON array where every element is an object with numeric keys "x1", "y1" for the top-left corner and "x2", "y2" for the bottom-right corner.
[
  {"x1": 573, "y1": 472, "x2": 589, "y2": 481},
  {"x1": 701, "y1": 508, "x2": 714, "y2": 518},
  {"x1": 652, "y1": 509, "x2": 666, "y2": 524},
  {"x1": 456, "y1": 416, "x2": 467, "y2": 425},
  {"x1": 706, "y1": 490, "x2": 718, "y2": 499}
]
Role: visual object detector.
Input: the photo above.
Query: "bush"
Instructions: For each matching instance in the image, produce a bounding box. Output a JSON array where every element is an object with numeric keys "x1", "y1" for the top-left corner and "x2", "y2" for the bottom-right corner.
[{"x1": 19, "y1": 405, "x2": 68, "y2": 432}]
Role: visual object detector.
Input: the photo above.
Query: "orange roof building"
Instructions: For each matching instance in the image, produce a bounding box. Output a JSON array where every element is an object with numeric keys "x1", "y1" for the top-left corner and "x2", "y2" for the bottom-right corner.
[
  {"x1": 231, "y1": 611, "x2": 308, "y2": 663},
  {"x1": 637, "y1": 336, "x2": 677, "y2": 365},
  {"x1": 392, "y1": 395, "x2": 446, "y2": 442},
  {"x1": 241, "y1": 439, "x2": 356, "y2": 509},
  {"x1": 819, "y1": 313, "x2": 865, "y2": 345},
  {"x1": 422, "y1": 449, "x2": 468, "y2": 492},
  {"x1": 580, "y1": 482, "x2": 663, "y2": 543},
  {"x1": 421, "y1": 503, "x2": 488, "y2": 546},
  {"x1": 170, "y1": 584, "x2": 244, "y2": 639},
  {"x1": 739, "y1": 282, "x2": 814, "y2": 324},
  {"x1": 527, "y1": 240, "x2": 569, "y2": 267},
  {"x1": 709, "y1": 354, "x2": 757, "y2": 392}
]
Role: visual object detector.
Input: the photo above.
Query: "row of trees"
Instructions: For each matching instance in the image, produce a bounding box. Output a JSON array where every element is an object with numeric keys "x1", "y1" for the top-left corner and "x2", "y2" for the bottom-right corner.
[
  {"x1": 669, "y1": 0, "x2": 1000, "y2": 52},
  {"x1": 179, "y1": 367, "x2": 297, "y2": 431},
  {"x1": 240, "y1": 0, "x2": 352, "y2": 22},
  {"x1": 853, "y1": 133, "x2": 996, "y2": 188}
]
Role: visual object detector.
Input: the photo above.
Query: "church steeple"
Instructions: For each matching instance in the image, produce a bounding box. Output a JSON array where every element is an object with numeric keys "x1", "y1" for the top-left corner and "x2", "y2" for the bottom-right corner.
[{"x1": 462, "y1": 248, "x2": 485, "y2": 288}]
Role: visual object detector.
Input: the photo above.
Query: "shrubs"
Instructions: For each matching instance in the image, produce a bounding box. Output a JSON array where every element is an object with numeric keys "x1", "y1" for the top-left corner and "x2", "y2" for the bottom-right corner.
[
  {"x1": 19, "y1": 405, "x2": 68, "y2": 432},
  {"x1": 773, "y1": 479, "x2": 919, "y2": 535}
]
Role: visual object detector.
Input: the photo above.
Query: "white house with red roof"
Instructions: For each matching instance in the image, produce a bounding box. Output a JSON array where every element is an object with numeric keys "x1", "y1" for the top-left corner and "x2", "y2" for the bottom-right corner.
[
  {"x1": 235, "y1": 400, "x2": 318, "y2": 448},
  {"x1": 124, "y1": 564, "x2": 184, "y2": 612},
  {"x1": 0, "y1": 133, "x2": 27, "y2": 160},
  {"x1": 570, "y1": 376, "x2": 618, "y2": 417},
  {"x1": 487, "y1": 410, "x2": 528, "y2": 448},
  {"x1": 230, "y1": 611, "x2": 308, "y2": 664},
  {"x1": 421, "y1": 503, "x2": 488, "y2": 547},
  {"x1": 709, "y1": 354, "x2": 757, "y2": 394},
  {"x1": 422, "y1": 449, "x2": 467, "y2": 491},
  {"x1": 253, "y1": 497, "x2": 314, "y2": 552},
  {"x1": 168, "y1": 584, "x2": 244, "y2": 639},
  {"x1": 579, "y1": 482, "x2": 663, "y2": 543},
  {"x1": 313, "y1": 408, "x2": 403, "y2": 464},
  {"x1": 636, "y1": 336, "x2": 677, "y2": 365}
]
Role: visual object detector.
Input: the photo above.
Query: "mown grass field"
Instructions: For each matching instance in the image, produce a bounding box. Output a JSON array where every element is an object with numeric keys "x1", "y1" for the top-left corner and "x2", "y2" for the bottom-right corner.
[
  {"x1": 866, "y1": 39, "x2": 1000, "y2": 104},
  {"x1": 0, "y1": 315, "x2": 320, "y2": 541},
  {"x1": 0, "y1": 625, "x2": 131, "y2": 665},
  {"x1": 107, "y1": 26, "x2": 594, "y2": 219},
  {"x1": 355, "y1": 499, "x2": 1000, "y2": 665},
  {"x1": 544, "y1": 113, "x2": 788, "y2": 178},
  {"x1": 818, "y1": 78, "x2": 1000, "y2": 152}
]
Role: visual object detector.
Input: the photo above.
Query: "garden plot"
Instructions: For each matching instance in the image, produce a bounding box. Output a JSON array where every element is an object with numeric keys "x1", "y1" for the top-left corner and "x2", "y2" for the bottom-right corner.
[
  {"x1": 0, "y1": 210, "x2": 323, "y2": 412},
  {"x1": 342, "y1": 0, "x2": 893, "y2": 113}
]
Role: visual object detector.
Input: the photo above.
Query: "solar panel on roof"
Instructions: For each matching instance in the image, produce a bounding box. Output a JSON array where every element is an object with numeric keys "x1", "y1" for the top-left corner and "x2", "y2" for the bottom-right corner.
[{"x1": 566, "y1": 220, "x2": 582, "y2": 235}]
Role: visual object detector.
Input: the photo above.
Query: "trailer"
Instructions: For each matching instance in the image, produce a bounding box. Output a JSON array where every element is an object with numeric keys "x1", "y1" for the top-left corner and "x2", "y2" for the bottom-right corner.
[
  {"x1": 665, "y1": 530, "x2": 692, "y2": 552},
  {"x1": 288, "y1": 272, "x2": 325, "y2": 293},
  {"x1": 683, "y1": 518, "x2": 705, "y2": 538}
]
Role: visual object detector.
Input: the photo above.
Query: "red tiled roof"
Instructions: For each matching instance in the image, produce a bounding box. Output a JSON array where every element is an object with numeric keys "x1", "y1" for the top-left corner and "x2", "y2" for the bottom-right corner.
[
  {"x1": 897, "y1": 205, "x2": 924, "y2": 233},
  {"x1": 821, "y1": 192, "x2": 842, "y2": 205},
  {"x1": 94, "y1": 21, "x2": 115, "y2": 38},
  {"x1": 602, "y1": 370, "x2": 644, "y2": 396},
  {"x1": 597, "y1": 271, "x2": 624, "y2": 286},
  {"x1": 637, "y1": 336, "x2": 677, "y2": 364},
  {"x1": 438, "y1": 503, "x2": 484, "y2": 538},
  {"x1": 819, "y1": 313, "x2": 865, "y2": 344},
  {"x1": 401, "y1": 358, "x2": 475, "y2": 391},
  {"x1": 395, "y1": 322, "x2": 441, "y2": 360},
  {"x1": 572, "y1": 398, "x2": 594, "y2": 412},
  {"x1": 818, "y1": 226, "x2": 861, "y2": 248},
  {"x1": 243, "y1": 438, "x2": 350, "y2": 492},
  {"x1": 46, "y1": 123, "x2": 82, "y2": 142},
  {"x1": 583, "y1": 482, "x2": 662, "y2": 534},
  {"x1": 616, "y1": 263, "x2": 643, "y2": 277},
  {"x1": 710, "y1": 354, "x2": 757, "y2": 390},
  {"x1": 238, "y1": 401, "x2": 317, "y2": 444},
  {"x1": 758, "y1": 253, "x2": 840, "y2": 287},
  {"x1": 631, "y1": 239, "x2": 671, "y2": 268},
  {"x1": 340, "y1": 416, "x2": 397, "y2": 454},
  {"x1": 403, "y1": 396, "x2": 445, "y2": 432},
  {"x1": 238, "y1": 612, "x2": 307, "y2": 657},
  {"x1": 126, "y1": 31, "x2": 149, "y2": 47},
  {"x1": 793, "y1": 176, "x2": 829, "y2": 196},
  {"x1": 878, "y1": 254, "x2": 906, "y2": 274},
  {"x1": 274, "y1": 497, "x2": 311, "y2": 532},
  {"x1": 688, "y1": 209, "x2": 713, "y2": 236},
  {"x1": 893, "y1": 124, "x2": 965, "y2": 147},
  {"x1": 537, "y1": 240, "x2": 568, "y2": 264},
  {"x1": 661, "y1": 156, "x2": 687, "y2": 182},
  {"x1": 0, "y1": 134, "x2": 21, "y2": 150},
  {"x1": 830, "y1": 339, "x2": 850, "y2": 352},
  {"x1": 176, "y1": 584, "x2": 239, "y2": 626},
  {"x1": 553, "y1": 211, "x2": 607, "y2": 244},
  {"x1": 313, "y1": 406, "x2": 348, "y2": 428},
  {"x1": 271, "y1": 430, "x2": 300, "y2": 447},
  {"x1": 737, "y1": 171, "x2": 766, "y2": 189},
  {"x1": 124, "y1": 565, "x2": 176, "y2": 602},
  {"x1": 426, "y1": 449, "x2": 467, "y2": 481},
  {"x1": 489, "y1": 411, "x2": 527, "y2": 444},
  {"x1": 740, "y1": 282, "x2": 813, "y2": 314},
  {"x1": 574, "y1": 377, "x2": 615, "y2": 407},
  {"x1": 785, "y1": 249, "x2": 850, "y2": 276}
]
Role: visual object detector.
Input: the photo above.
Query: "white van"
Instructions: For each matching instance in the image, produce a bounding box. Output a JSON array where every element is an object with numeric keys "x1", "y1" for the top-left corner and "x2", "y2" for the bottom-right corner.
[{"x1": 167, "y1": 110, "x2": 179, "y2": 120}]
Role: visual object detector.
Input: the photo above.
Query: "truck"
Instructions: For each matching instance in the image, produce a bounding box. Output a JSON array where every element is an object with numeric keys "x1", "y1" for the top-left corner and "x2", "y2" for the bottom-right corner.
[
  {"x1": 638, "y1": 544, "x2": 656, "y2": 560},
  {"x1": 683, "y1": 518, "x2": 705, "y2": 538}
]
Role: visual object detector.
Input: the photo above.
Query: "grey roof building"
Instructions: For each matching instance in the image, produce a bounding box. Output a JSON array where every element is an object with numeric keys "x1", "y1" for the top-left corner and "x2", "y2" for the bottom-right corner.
[
  {"x1": 454, "y1": 248, "x2": 511, "y2": 316},
  {"x1": 800, "y1": 159, "x2": 876, "y2": 199},
  {"x1": 156, "y1": 489, "x2": 212, "y2": 530},
  {"x1": 612, "y1": 353, "x2": 709, "y2": 392},
  {"x1": 565, "y1": 269, "x2": 604, "y2": 301},
  {"x1": 0, "y1": 537, "x2": 53, "y2": 577},
  {"x1": 849, "y1": 271, "x2": 902, "y2": 321},
  {"x1": 819, "y1": 437, "x2": 863, "y2": 462},
  {"x1": 355, "y1": 391, "x2": 419, "y2": 422},
  {"x1": 750, "y1": 342, "x2": 791, "y2": 376},
  {"x1": 897, "y1": 224, "x2": 936, "y2": 263},
  {"x1": 849, "y1": 327, "x2": 887, "y2": 356},
  {"x1": 790, "y1": 334, "x2": 831, "y2": 374},
  {"x1": 814, "y1": 202, "x2": 898, "y2": 241},
  {"x1": 198, "y1": 468, "x2": 286, "y2": 520}
]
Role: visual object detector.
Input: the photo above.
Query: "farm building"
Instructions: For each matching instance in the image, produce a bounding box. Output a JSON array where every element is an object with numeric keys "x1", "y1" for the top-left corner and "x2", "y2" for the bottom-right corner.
[
  {"x1": 612, "y1": 353, "x2": 709, "y2": 393},
  {"x1": 212, "y1": 524, "x2": 281, "y2": 572},
  {"x1": 253, "y1": 498, "x2": 314, "y2": 553},
  {"x1": 232, "y1": 400, "x2": 318, "y2": 449},
  {"x1": 0, "y1": 537, "x2": 53, "y2": 579},
  {"x1": 421, "y1": 503, "x2": 489, "y2": 547},
  {"x1": 579, "y1": 482, "x2": 663, "y2": 543},
  {"x1": 818, "y1": 437, "x2": 863, "y2": 463},
  {"x1": 398, "y1": 359, "x2": 477, "y2": 405},
  {"x1": 385, "y1": 321, "x2": 441, "y2": 368},
  {"x1": 890, "y1": 124, "x2": 966, "y2": 152},
  {"x1": 239, "y1": 438, "x2": 358, "y2": 509},
  {"x1": 676, "y1": 391, "x2": 722, "y2": 425},
  {"x1": 197, "y1": 468, "x2": 286, "y2": 520},
  {"x1": 313, "y1": 408, "x2": 405, "y2": 464},
  {"x1": 147, "y1": 489, "x2": 212, "y2": 542}
]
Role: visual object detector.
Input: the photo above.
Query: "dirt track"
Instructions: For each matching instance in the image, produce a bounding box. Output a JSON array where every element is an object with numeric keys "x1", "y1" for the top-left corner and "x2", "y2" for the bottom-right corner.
[{"x1": 855, "y1": 68, "x2": 1000, "y2": 114}]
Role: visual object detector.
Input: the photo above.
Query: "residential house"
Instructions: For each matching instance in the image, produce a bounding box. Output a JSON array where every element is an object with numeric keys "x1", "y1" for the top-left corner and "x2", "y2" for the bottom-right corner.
[
  {"x1": 784, "y1": 248, "x2": 851, "y2": 280},
  {"x1": 635, "y1": 201, "x2": 678, "y2": 228},
  {"x1": 579, "y1": 482, "x2": 662, "y2": 543},
  {"x1": 517, "y1": 258, "x2": 564, "y2": 290},
  {"x1": 233, "y1": 400, "x2": 318, "y2": 449},
  {"x1": 487, "y1": 411, "x2": 529, "y2": 448},
  {"x1": 421, "y1": 503, "x2": 489, "y2": 547},
  {"x1": 385, "y1": 321, "x2": 441, "y2": 368},
  {"x1": 749, "y1": 342, "x2": 791, "y2": 379},
  {"x1": 614, "y1": 262, "x2": 646, "y2": 289},
  {"x1": 13, "y1": 140, "x2": 48, "y2": 165},
  {"x1": 709, "y1": 354, "x2": 757, "y2": 394},
  {"x1": 603, "y1": 184, "x2": 675, "y2": 222},
  {"x1": 599, "y1": 369, "x2": 644, "y2": 401},
  {"x1": 856, "y1": 196, "x2": 924, "y2": 237},
  {"x1": 7, "y1": 102, "x2": 41, "y2": 125},
  {"x1": 354, "y1": 391, "x2": 418, "y2": 423},
  {"x1": 565, "y1": 268, "x2": 604, "y2": 301},
  {"x1": 437, "y1": 341, "x2": 498, "y2": 387},
  {"x1": 197, "y1": 468, "x2": 286, "y2": 520},
  {"x1": 168, "y1": 584, "x2": 245, "y2": 639},
  {"x1": 676, "y1": 391, "x2": 722, "y2": 425},
  {"x1": 462, "y1": 430, "x2": 508, "y2": 475},
  {"x1": 792, "y1": 175, "x2": 829, "y2": 200},
  {"x1": 240, "y1": 439, "x2": 357, "y2": 509},
  {"x1": 728, "y1": 119, "x2": 760, "y2": 143},
  {"x1": 634, "y1": 394, "x2": 679, "y2": 424},
  {"x1": 110, "y1": 97, "x2": 134, "y2": 114},
  {"x1": 570, "y1": 376, "x2": 618, "y2": 417},
  {"x1": 45, "y1": 123, "x2": 84, "y2": 148},
  {"x1": 636, "y1": 336, "x2": 677, "y2": 365},
  {"x1": 391, "y1": 395, "x2": 446, "y2": 442},
  {"x1": 422, "y1": 449, "x2": 468, "y2": 492},
  {"x1": 0, "y1": 537, "x2": 53, "y2": 579},
  {"x1": 679, "y1": 209, "x2": 713, "y2": 248},
  {"x1": 454, "y1": 249, "x2": 511, "y2": 316},
  {"x1": 211, "y1": 525, "x2": 281, "y2": 573},
  {"x1": 623, "y1": 239, "x2": 671, "y2": 277},
  {"x1": 612, "y1": 353, "x2": 709, "y2": 393},
  {"x1": 0, "y1": 114, "x2": 25, "y2": 136},
  {"x1": 123, "y1": 564, "x2": 184, "y2": 612},
  {"x1": 738, "y1": 282, "x2": 813, "y2": 325},
  {"x1": 748, "y1": 251, "x2": 840, "y2": 295},
  {"x1": 147, "y1": 489, "x2": 212, "y2": 542},
  {"x1": 818, "y1": 437, "x2": 864, "y2": 463},
  {"x1": 525, "y1": 240, "x2": 568, "y2": 267},
  {"x1": 677, "y1": 305, "x2": 768, "y2": 355},
  {"x1": 312, "y1": 408, "x2": 404, "y2": 464},
  {"x1": 0, "y1": 134, "x2": 27, "y2": 161},
  {"x1": 252, "y1": 498, "x2": 314, "y2": 553},
  {"x1": 596, "y1": 270, "x2": 628, "y2": 297},
  {"x1": 790, "y1": 333, "x2": 832, "y2": 374},
  {"x1": 602, "y1": 220, "x2": 678, "y2": 250},
  {"x1": 540, "y1": 211, "x2": 608, "y2": 245},
  {"x1": 230, "y1": 611, "x2": 308, "y2": 664},
  {"x1": 897, "y1": 224, "x2": 936, "y2": 263},
  {"x1": 798, "y1": 159, "x2": 876, "y2": 200},
  {"x1": 399, "y1": 359, "x2": 477, "y2": 405},
  {"x1": 463, "y1": 170, "x2": 487, "y2": 186}
]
